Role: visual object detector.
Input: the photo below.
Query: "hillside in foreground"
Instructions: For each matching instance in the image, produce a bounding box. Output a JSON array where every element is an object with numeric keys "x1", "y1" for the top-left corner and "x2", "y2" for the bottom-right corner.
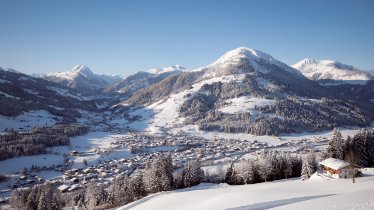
[{"x1": 118, "y1": 169, "x2": 374, "y2": 210}]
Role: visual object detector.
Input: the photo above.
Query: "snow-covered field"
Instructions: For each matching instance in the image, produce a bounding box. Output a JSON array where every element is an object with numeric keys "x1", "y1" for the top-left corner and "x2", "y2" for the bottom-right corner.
[
  {"x1": 118, "y1": 169, "x2": 374, "y2": 210},
  {"x1": 0, "y1": 110, "x2": 58, "y2": 132},
  {"x1": 0, "y1": 131, "x2": 134, "y2": 189},
  {"x1": 219, "y1": 96, "x2": 275, "y2": 115}
]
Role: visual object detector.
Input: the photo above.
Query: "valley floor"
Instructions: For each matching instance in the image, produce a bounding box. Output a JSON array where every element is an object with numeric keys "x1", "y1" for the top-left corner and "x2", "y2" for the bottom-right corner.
[{"x1": 117, "y1": 169, "x2": 374, "y2": 210}]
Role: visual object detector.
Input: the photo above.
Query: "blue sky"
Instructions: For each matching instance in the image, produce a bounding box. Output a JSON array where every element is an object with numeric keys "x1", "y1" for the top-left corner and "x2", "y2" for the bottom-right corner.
[{"x1": 1, "y1": 0, "x2": 373, "y2": 75}]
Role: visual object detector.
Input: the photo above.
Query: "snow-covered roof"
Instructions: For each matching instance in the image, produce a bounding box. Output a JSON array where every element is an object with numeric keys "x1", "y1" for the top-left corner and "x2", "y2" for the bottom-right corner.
[
  {"x1": 319, "y1": 158, "x2": 350, "y2": 170},
  {"x1": 58, "y1": 184, "x2": 70, "y2": 191}
]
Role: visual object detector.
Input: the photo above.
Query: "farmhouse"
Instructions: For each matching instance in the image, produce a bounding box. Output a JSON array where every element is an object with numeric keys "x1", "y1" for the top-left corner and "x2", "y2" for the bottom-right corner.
[
  {"x1": 70, "y1": 151, "x2": 80, "y2": 156},
  {"x1": 319, "y1": 158, "x2": 360, "y2": 179}
]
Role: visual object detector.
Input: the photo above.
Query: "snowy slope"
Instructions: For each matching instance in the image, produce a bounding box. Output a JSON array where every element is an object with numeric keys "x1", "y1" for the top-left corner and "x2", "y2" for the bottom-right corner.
[
  {"x1": 118, "y1": 170, "x2": 374, "y2": 210},
  {"x1": 126, "y1": 74, "x2": 247, "y2": 134},
  {"x1": 293, "y1": 58, "x2": 372, "y2": 85}
]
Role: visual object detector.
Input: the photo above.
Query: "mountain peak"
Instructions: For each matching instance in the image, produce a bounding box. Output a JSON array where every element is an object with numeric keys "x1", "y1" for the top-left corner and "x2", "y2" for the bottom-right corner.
[
  {"x1": 212, "y1": 47, "x2": 275, "y2": 66},
  {"x1": 70, "y1": 65, "x2": 94, "y2": 77},
  {"x1": 207, "y1": 47, "x2": 301, "y2": 76}
]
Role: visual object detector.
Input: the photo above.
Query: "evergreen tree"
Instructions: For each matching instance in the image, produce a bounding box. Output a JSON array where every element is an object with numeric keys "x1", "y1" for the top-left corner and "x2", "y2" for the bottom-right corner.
[
  {"x1": 85, "y1": 181, "x2": 107, "y2": 208},
  {"x1": 37, "y1": 189, "x2": 50, "y2": 210},
  {"x1": 301, "y1": 157, "x2": 313, "y2": 180},
  {"x1": 131, "y1": 173, "x2": 147, "y2": 200},
  {"x1": 301, "y1": 152, "x2": 317, "y2": 180},
  {"x1": 143, "y1": 154, "x2": 174, "y2": 193},
  {"x1": 324, "y1": 128, "x2": 344, "y2": 159},
  {"x1": 26, "y1": 185, "x2": 40, "y2": 210},
  {"x1": 259, "y1": 156, "x2": 272, "y2": 182},
  {"x1": 183, "y1": 160, "x2": 204, "y2": 187},
  {"x1": 225, "y1": 162, "x2": 235, "y2": 185}
]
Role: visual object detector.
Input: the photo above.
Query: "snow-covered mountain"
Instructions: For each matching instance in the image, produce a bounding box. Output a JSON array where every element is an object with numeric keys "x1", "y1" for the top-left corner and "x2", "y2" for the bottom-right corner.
[
  {"x1": 44, "y1": 65, "x2": 122, "y2": 91},
  {"x1": 1, "y1": 48, "x2": 373, "y2": 135},
  {"x1": 121, "y1": 47, "x2": 373, "y2": 136},
  {"x1": 0, "y1": 68, "x2": 98, "y2": 125},
  {"x1": 0, "y1": 67, "x2": 21, "y2": 74},
  {"x1": 292, "y1": 58, "x2": 373, "y2": 85},
  {"x1": 207, "y1": 47, "x2": 303, "y2": 76},
  {"x1": 103, "y1": 65, "x2": 185, "y2": 95},
  {"x1": 147, "y1": 65, "x2": 186, "y2": 75}
]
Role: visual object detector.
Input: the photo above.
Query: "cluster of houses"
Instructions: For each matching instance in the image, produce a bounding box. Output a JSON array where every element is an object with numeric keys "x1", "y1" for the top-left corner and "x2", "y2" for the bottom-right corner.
[
  {"x1": 49, "y1": 132, "x2": 277, "y2": 192},
  {"x1": 110, "y1": 132, "x2": 273, "y2": 166},
  {"x1": 7, "y1": 132, "x2": 363, "y2": 196}
]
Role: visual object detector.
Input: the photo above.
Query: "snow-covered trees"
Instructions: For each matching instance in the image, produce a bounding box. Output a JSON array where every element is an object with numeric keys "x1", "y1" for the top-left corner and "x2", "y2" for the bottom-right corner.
[
  {"x1": 10, "y1": 183, "x2": 62, "y2": 210},
  {"x1": 343, "y1": 129, "x2": 374, "y2": 167},
  {"x1": 321, "y1": 128, "x2": 374, "y2": 167},
  {"x1": 225, "y1": 152, "x2": 302, "y2": 185},
  {"x1": 143, "y1": 154, "x2": 174, "y2": 193},
  {"x1": 183, "y1": 159, "x2": 204, "y2": 188},
  {"x1": 301, "y1": 152, "x2": 317, "y2": 181},
  {"x1": 107, "y1": 177, "x2": 128, "y2": 207},
  {"x1": 323, "y1": 128, "x2": 344, "y2": 159},
  {"x1": 129, "y1": 173, "x2": 147, "y2": 200},
  {"x1": 258, "y1": 156, "x2": 272, "y2": 182},
  {"x1": 225, "y1": 162, "x2": 243, "y2": 185},
  {"x1": 85, "y1": 181, "x2": 108, "y2": 208}
]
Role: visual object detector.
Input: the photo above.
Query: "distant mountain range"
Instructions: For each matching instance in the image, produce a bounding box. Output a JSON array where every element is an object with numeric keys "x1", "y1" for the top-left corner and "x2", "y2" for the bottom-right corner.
[
  {"x1": 1, "y1": 47, "x2": 373, "y2": 135},
  {"x1": 292, "y1": 58, "x2": 373, "y2": 86},
  {"x1": 42, "y1": 65, "x2": 123, "y2": 92},
  {"x1": 120, "y1": 47, "x2": 373, "y2": 135}
]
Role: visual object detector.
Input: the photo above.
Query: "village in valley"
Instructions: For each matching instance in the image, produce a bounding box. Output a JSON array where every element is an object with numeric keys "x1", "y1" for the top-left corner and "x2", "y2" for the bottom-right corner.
[
  {"x1": 1, "y1": 124, "x2": 370, "y2": 206},
  {"x1": 1, "y1": 1, "x2": 374, "y2": 209}
]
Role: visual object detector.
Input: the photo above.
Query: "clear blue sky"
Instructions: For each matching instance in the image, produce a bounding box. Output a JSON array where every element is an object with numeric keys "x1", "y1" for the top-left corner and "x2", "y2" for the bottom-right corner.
[{"x1": 1, "y1": 0, "x2": 373, "y2": 75}]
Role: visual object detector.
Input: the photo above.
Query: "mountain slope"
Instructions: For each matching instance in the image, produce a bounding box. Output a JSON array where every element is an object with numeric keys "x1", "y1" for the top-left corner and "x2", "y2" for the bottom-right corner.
[
  {"x1": 103, "y1": 65, "x2": 185, "y2": 96},
  {"x1": 292, "y1": 58, "x2": 373, "y2": 85},
  {"x1": 0, "y1": 69, "x2": 98, "y2": 126},
  {"x1": 44, "y1": 65, "x2": 122, "y2": 91},
  {"x1": 121, "y1": 47, "x2": 373, "y2": 135}
]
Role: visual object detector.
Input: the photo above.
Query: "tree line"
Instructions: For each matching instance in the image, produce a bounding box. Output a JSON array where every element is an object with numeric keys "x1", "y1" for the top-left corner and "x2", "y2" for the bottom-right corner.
[
  {"x1": 0, "y1": 124, "x2": 89, "y2": 161},
  {"x1": 322, "y1": 128, "x2": 374, "y2": 167}
]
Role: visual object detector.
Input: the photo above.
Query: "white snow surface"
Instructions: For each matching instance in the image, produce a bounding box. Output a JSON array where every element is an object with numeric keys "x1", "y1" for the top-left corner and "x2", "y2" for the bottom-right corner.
[
  {"x1": 319, "y1": 158, "x2": 350, "y2": 170},
  {"x1": 0, "y1": 110, "x2": 58, "y2": 132},
  {"x1": 219, "y1": 96, "x2": 275, "y2": 115},
  {"x1": 147, "y1": 65, "x2": 186, "y2": 75},
  {"x1": 118, "y1": 169, "x2": 374, "y2": 210},
  {"x1": 293, "y1": 58, "x2": 372, "y2": 85}
]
